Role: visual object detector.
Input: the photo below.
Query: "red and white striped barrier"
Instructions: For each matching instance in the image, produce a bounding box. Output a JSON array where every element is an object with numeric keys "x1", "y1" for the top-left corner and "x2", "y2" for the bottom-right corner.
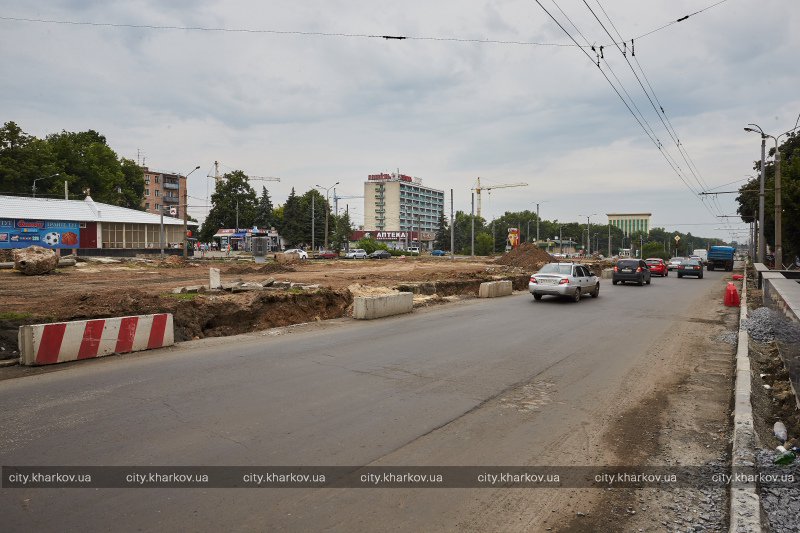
[{"x1": 18, "y1": 314, "x2": 174, "y2": 366}]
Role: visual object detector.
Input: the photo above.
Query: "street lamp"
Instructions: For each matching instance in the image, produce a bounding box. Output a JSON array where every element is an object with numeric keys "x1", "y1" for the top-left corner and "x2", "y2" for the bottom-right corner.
[
  {"x1": 182, "y1": 166, "x2": 201, "y2": 257},
  {"x1": 579, "y1": 214, "x2": 597, "y2": 255},
  {"x1": 533, "y1": 201, "x2": 548, "y2": 245},
  {"x1": 32, "y1": 173, "x2": 59, "y2": 198},
  {"x1": 745, "y1": 114, "x2": 800, "y2": 269},
  {"x1": 315, "y1": 181, "x2": 339, "y2": 250},
  {"x1": 744, "y1": 125, "x2": 767, "y2": 263}
]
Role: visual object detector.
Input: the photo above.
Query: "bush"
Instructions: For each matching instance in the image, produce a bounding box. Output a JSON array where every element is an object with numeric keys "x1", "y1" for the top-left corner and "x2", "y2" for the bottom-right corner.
[{"x1": 355, "y1": 237, "x2": 388, "y2": 255}]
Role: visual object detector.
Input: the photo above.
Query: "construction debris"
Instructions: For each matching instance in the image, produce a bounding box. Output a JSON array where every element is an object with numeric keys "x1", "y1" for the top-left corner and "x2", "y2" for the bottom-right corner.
[
  {"x1": 12, "y1": 246, "x2": 59, "y2": 275},
  {"x1": 495, "y1": 243, "x2": 554, "y2": 271}
]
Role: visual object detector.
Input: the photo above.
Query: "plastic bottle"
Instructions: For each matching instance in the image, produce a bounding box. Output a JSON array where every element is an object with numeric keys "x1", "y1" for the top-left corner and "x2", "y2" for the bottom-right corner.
[{"x1": 774, "y1": 451, "x2": 796, "y2": 465}]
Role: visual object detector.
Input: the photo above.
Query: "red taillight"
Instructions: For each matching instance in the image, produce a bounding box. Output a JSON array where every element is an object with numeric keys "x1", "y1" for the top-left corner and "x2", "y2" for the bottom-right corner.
[
  {"x1": 613, "y1": 266, "x2": 618, "y2": 272},
  {"x1": 559, "y1": 278, "x2": 569, "y2": 285},
  {"x1": 530, "y1": 277, "x2": 537, "y2": 283},
  {"x1": 636, "y1": 267, "x2": 642, "y2": 272}
]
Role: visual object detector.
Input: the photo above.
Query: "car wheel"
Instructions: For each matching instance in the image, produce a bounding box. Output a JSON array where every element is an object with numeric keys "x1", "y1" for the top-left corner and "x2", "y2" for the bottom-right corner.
[
  {"x1": 591, "y1": 283, "x2": 600, "y2": 298},
  {"x1": 533, "y1": 293, "x2": 542, "y2": 301},
  {"x1": 645, "y1": 277, "x2": 651, "y2": 285},
  {"x1": 678, "y1": 273, "x2": 683, "y2": 278},
  {"x1": 664, "y1": 271, "x2": 668, "y2": 277},
  {"x1": 612, "y1": 280, "x2": 618, "y2": 285},
  {"x1": 637, "y1": 277, "x2": 643, "y2": 286},
  {"x1": 699, "y1": 274, "x2": 704, "y2": 279},
  {"x1": 707, "y1": 265, "x2": 714, "y2": 271},
  {"x1": 572, "y1": 288, "x2": 581, "y2": 302}
]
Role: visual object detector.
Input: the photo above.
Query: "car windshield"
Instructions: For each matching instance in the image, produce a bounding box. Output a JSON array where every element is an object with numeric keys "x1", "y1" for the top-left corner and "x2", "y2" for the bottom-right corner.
[{"x1": 538, "y1": 264, "x2": 572, "y2": 275}]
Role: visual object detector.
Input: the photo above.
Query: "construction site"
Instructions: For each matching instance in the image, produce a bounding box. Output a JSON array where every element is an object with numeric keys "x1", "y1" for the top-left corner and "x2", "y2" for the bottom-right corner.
[{"x1": 0, "y1": 244, "x2": 567, "y2": 362}]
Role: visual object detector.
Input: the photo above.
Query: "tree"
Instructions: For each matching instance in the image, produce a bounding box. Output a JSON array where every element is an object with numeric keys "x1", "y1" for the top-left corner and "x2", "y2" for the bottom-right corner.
[
  {"x1": 279, "y1": 188, "x2": 305, "y2": 246},
  {"x1": 198, "y1": 170, "x2": 257, "y2": 242},
  {"x1": 474, "y1": 232, "x2": 493, "y2": 255},
  {"x1": 254, "y1": 186, "x2": 275, "y2": 229},
  {"x1": 299, "y1": 189, "x2": 328, "y2": 249},
  {"x1": 331, "y1": 211, "x2": 354, "y2": 252},
  {"x1": 0, "y1": 121, "x2": 56, "y2": 195},
  {"x1": 433, "y1": 211, "x2": 450, "y2": 251},
  {"x1": 356, "y1": 237, "x2": 387, "y2": 254}
]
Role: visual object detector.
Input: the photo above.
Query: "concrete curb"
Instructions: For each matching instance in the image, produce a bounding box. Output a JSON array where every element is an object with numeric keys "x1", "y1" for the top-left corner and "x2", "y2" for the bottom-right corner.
[
  {"x1": 478, "y1": 280, "x2": 513, "y2": 298},
  {"x1": 353, "y1": 293, "x2": 414, "y2": 320},
  {"x1": 729, "y1": 265, "x2": 763, "y2": 533}
]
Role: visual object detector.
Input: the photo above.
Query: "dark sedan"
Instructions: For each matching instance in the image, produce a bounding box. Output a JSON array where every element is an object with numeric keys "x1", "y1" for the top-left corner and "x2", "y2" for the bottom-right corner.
[
  {"x1": 612, "y1": 259, "x2": 651, "y2": 286},
  {"x1": 368, "y1": 250, "x2": 391, "y2": 259},
  {"x1": 676, "y1": 259, "x2": 704, "y2": 279}
]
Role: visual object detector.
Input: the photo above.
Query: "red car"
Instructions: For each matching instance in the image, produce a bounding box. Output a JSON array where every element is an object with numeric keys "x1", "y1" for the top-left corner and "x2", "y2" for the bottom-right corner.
[{"x1": 645, "y1": 258, "x2": 668, "y2": 277}]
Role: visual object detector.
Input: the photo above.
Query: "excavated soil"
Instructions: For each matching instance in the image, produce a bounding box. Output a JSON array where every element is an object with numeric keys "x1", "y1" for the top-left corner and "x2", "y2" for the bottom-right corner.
[{"x1": 495, "y1": 243, "x2": 554, "y2": 270}]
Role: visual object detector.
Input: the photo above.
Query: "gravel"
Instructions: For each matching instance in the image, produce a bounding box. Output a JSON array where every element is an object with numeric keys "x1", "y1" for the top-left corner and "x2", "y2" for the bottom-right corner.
[
  {"x1": 743, "y1": 307, "x2": 800, "y2": 344},
  {"x1": 755, "y1": 449, "x2": 800, "y2": 533},
  {"x1": 714, "y1": 331, "x2": 738, "y2": 345}
]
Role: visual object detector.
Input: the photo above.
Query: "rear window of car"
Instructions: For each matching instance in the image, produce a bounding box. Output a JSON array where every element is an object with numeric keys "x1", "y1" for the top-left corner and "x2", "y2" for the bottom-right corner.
[
  {"x1": 646, "y1": 259, "x2": 660, "y2": 264},
  {"x1": 618, "y1": 260, "x2": 638, "y2": 267},
  {"x1": 538, "y1": 264, "x2": 572, "y2": 275}
]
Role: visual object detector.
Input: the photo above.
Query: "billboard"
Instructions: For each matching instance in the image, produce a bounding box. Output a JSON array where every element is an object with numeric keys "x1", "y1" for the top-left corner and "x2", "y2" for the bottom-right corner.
[
  {"x1": 0, "y1": 219, "x2": 80, "y2": 249},
  {"x1": 507, "y1": 227, "x2": 521, "y2": 249}
]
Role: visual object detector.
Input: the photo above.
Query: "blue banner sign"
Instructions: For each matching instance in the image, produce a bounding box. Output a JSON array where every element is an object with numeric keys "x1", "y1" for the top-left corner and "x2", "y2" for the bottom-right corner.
[{"x1": 0, "y1": 218, "x2": 81, "y2": 249}]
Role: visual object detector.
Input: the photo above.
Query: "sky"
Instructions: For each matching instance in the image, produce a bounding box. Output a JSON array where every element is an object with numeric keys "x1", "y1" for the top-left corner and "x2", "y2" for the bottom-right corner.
[{"x1": 2, "y1": 0, "x2": 798, "y2": 241}]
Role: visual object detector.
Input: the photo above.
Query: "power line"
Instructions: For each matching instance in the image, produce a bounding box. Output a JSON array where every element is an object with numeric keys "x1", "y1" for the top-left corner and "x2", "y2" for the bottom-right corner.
[{"x1": 0, "y1": 2, "x2": 731, "y2": 48}]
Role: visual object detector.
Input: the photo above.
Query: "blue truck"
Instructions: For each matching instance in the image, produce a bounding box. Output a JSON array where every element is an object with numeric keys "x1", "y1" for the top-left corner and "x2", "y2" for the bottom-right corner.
[{"x1": 706, "y1": 245, "x2": 735, "y2": 272}]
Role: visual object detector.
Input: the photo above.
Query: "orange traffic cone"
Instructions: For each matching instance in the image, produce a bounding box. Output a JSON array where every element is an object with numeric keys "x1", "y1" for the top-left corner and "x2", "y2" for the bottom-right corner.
[{"x1": 724, "y1": 282, "x2": 740, "y2": 307}]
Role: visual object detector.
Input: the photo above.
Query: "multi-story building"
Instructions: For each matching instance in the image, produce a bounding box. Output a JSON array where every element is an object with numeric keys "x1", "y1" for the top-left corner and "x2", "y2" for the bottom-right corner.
[
  {"x1": 607, "y1": 213, "x2": 652, "y2": 236},
  {"x1": 140, "y1": 167, "x2": 186, "y2": 219},
  {"x1": 363, "y1": 173, "x2": 444, "y2": 244}
]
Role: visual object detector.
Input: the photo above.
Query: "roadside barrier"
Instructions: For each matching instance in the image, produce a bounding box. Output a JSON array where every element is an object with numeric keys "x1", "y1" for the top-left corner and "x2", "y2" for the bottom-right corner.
[
  {"x1": 353, "y1": 293, "x2": 413, "y2": 320},
  {"x1": 18, "y1": 314, "x2": 174, "y2": 366},
  {"x1": 478, "y1": 280, "x2": 513, "y2": 298}
]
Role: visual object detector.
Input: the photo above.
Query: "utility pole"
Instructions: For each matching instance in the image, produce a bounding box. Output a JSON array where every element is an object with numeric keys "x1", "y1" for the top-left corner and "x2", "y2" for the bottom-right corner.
[
  {"x1": 608, "y1": 224, "x2": 611, "y2": 257},
  {"x1": 182, "y1": 165, "x2": 200, "y2": 258},
  {"x1": 311, "y1": 195, "x2": 315, "y2": 252},
  {"x1": 160, "y1": 207, "x2": 165, "y2": 259},
  {"x1": 450, "y1": 189, "x2": 454, "y2": 260},
  {"x1": 470, "y1": 193, "x2": 475, "y2": 257},
  {"x1": 559, "y1": 226, "x2": 563, "y2": 254},
  {"x1": 775, "y1": 146, "x2": 783, "y2": 269},
  {"x1": 758, "y1": 135, "x2": 766, "y2": 263},
  {"x1": 536, "y1": 202, "x2": 542, "y2": 245}
]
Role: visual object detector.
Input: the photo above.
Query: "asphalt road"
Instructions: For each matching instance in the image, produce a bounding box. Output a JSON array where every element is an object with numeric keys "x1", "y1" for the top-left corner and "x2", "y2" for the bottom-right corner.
[{"x1": 0, "y1": 268, "x2": 734, "y2": 532}]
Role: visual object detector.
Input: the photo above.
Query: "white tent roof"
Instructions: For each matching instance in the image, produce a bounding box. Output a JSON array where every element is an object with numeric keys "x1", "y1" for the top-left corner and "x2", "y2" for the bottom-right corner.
[{"x1": 0, "y1": 195, "x2": 187, "y2": 225}]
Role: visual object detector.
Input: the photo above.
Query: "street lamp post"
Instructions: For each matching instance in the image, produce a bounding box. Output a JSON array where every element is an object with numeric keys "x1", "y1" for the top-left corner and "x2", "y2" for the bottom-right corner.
[
  {"x1": 745, "y1": 115, "x2": 799, "y2": 269},
  {"x1": 579, "y1": 214, "x2": 597, "y2": 255},
  {"x1": 316, "y1": 181, "x2": 340, "y2": 250},
  {"x1": 182, "y1": 165, "x2": 201, "y2": 257},
  {"x1": 744, "y1": 125, "x2": 767, "y2": 263},
  {"x1": 534, "y1": 201, "x2": 548, "y2": 246},
  {"x1": 32, "y1": 173, "x2": 59, "y2": 198}
]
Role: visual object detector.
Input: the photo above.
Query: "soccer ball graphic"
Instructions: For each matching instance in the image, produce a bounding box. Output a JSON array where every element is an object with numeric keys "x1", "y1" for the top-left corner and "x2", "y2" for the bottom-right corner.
[{"x1": 42, "y1": 232, "x2": 60, "y2": 246}]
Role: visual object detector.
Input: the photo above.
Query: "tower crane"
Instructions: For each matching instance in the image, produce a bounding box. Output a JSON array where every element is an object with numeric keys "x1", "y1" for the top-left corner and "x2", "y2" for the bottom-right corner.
[
  {"x1": 332, "y1": 191, "x2": 364, "y2": 214},
  {"x1": 210, "y1": 161, "x2": 280, "y2": 185},
  {"x1": 471, "y1": 177, "x2": 528, "y2": 219}
]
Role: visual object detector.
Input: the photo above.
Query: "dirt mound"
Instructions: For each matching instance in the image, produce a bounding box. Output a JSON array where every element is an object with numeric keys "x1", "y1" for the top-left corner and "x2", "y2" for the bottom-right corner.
[
  {"x1": 226, "y1": 263, "x2": 296, "y2": 275},
  {"x1": 348, "y1": 284, "x2": 399, "y2": 297},
  {"x1": 495, "y1": 243, "x2": 554, "y2": 271}
]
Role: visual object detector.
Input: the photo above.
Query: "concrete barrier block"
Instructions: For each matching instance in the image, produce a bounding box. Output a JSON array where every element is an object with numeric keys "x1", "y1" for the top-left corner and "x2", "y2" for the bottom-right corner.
[
  {"x1": 353, "y1": 292, "x2": 413, "y2": 320},
  {"x1": 209, "y1": 267, "x2": 221, "y2": 289},
  {"x1": 18, "y1": 313, "x2": 174, "y2": 366},
  {"x1": 601, "y1": 268, "x2": 614, "y2": 279},
  {"x1": 478, "y1": 280, "x2": 513, "y2": 298}
]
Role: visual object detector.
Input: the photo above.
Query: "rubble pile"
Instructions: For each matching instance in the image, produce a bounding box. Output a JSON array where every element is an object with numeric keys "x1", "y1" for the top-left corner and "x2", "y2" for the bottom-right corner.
[
  {"x1": 495, "y1": 243, "x2": 554, "y2": 271},
  {"x1": 12, "y1": 246, "x2": 59, "y2": 275}
]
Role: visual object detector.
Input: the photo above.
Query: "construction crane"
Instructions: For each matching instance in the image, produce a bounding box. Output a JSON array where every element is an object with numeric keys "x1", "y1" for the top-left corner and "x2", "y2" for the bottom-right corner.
[
  {"x1": 333, "y1": 191, "x2": 363, "y2": 214},
  {"x1": 210, "y1": 161, "x2": 280, "y2": 185},
  {"x1": 472, "y1": 177, "x2": 528, "y2": 219}
]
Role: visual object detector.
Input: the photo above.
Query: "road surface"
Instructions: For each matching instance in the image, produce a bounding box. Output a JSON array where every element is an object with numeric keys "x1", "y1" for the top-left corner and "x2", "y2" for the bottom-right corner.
[{"x1": 0, "y1": 269, "x2": 737, "y2": 531}]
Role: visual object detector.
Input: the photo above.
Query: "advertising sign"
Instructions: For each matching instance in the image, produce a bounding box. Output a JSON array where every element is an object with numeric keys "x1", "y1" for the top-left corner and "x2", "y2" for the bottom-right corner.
[
  {"x1": 507, "y1": 227, "x2": 521, "y2": 249},
  {"x1": 0, "y1": 219, "x2": 80, "y2": 249}
]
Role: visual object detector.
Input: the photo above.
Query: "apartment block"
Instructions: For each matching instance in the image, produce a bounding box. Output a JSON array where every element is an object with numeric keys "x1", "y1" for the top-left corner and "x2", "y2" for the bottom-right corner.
[
  {"x1": 140, "y1": 167, "x2": 186, "y2": 219},
  {"x1": 363, "y1": 173, "x2": 445, "y2": 236}
]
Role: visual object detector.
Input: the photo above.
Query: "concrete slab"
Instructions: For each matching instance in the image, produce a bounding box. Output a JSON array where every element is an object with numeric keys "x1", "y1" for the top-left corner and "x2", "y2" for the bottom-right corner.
[
  {"x1": 353, "y1": 292, "x2": 413, "y2": 320},
  {"x1": 478, "y1": 280, "x2": 513, "y2": 298}
]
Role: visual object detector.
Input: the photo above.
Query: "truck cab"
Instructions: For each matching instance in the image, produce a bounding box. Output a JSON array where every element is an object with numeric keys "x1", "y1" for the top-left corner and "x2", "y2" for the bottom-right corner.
[{"x1": 707, "y1": 246, "x2": 735, "y2": 272}]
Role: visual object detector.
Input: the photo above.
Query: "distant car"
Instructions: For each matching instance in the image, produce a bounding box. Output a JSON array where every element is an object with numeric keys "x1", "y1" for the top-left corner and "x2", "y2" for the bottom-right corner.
[
  {"x1": 283, "y1": 248, "x2": 308, "y2": 259},
  {"x1": 345, "y1": 248, "x2": 368, "y2": 259},
  {"x1": 677, "y1": 258, "x2": 704, "y2": 279},
  {"x1": 368, "y1": 250, "x2": 391, "y2": 259},
  {"x1": 407, "y1": 246, "x2": 420, "y2": 255},
  {"x1": 431, "y1": 249, "x2": 447, "y2": 256},
  {"x1": 315, "y1": 250, "x2": 338, "y2": 259},
  {"x1": 667, "y1": 257, "x2": 685, "y2": 271},
  {"x1": 529, "y1": 263, "x2": 600, "y2": 303},
  {"x1": 645, "y1": 258, "x2": 668, "y2": 277},
  {"x1": 612, "y1": 259, "x2": 651, "y2": 286}
]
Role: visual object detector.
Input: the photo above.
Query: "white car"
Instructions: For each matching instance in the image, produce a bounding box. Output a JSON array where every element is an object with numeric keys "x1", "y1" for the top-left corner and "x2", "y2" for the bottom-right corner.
[
  {"x1": 345, "y1": 248, "x2": 368, "y2": 259},
  {"x1": 529, "y1": 263, "x2": 599, "y2": 303},
  {"x1": 407, "y1": 246, "x2": 420, "y2": 255},
  {"x1": 283, "y1": 248, "x2": 308, "y2": 259}
]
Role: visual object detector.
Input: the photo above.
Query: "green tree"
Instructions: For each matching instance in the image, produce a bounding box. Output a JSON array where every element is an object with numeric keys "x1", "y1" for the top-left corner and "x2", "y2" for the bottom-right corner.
[
  {"x1": 198, "y1": 170, "x2": 257, "y2": 242},
  {"x1": 356, "y1": 237, "x2": 387, "y2": 254},
  {"x1": 433, "y1": 211, "x2": 450, "y2": 250},
  {"x1": 331, "y1": 211, "x2": 354, "y2": 252},
  {"x1": 254, "y1": 186, "x2": 275, "y2": 229},
  {"x1": 474, "y1": 232, "x2": 493, "y2": 256},
  {"x1": 0, "y1": 121, "x2": 56, "y2": 195},
  {"x1": 299, "y1": 189, "x2": 328, "y2": 249},
  {"x1": 279, "y1": 188, "x2": 305, "y2": 246}
]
